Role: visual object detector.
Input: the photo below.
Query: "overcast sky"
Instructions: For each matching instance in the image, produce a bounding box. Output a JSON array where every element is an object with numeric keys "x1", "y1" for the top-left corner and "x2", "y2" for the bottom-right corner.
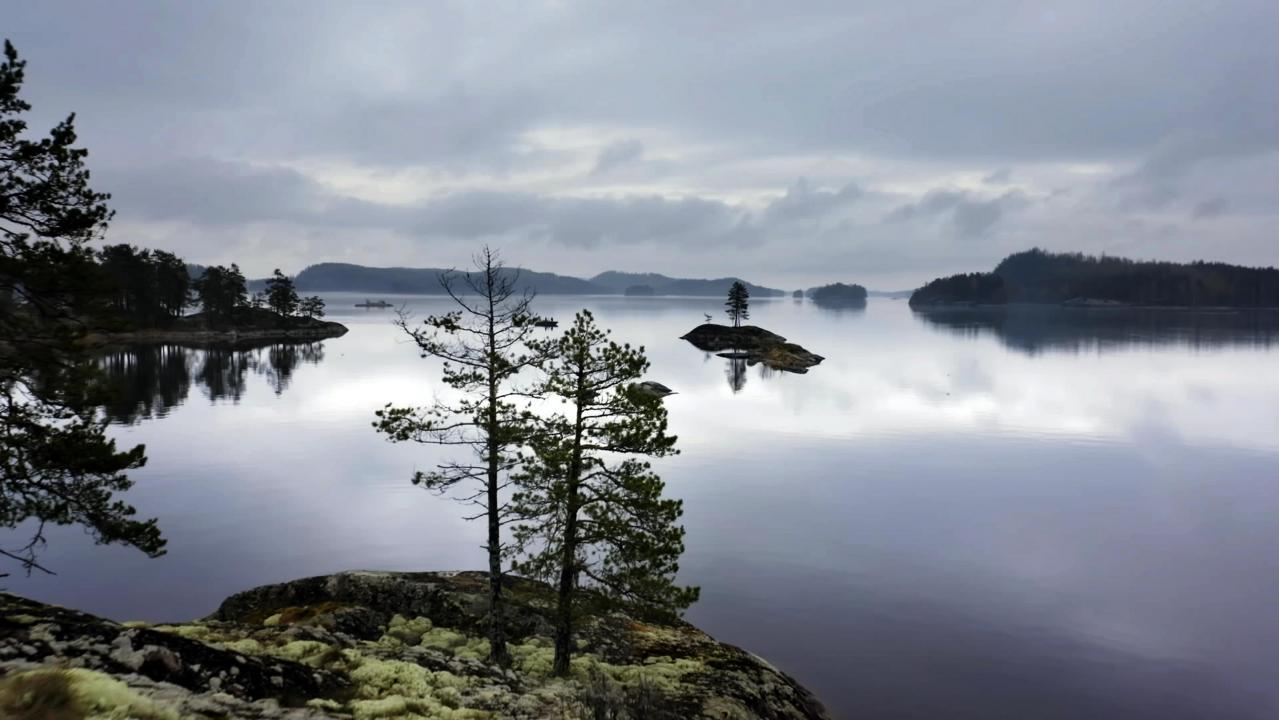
[{"x1": 7, "y1": 1, "x2": 1278, "y2": 288}]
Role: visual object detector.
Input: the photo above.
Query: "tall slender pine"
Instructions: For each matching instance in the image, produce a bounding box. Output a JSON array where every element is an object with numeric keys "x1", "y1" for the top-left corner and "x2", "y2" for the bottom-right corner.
[{"x1": 374, "y1": 247, "x2": 541, "y2": 667}]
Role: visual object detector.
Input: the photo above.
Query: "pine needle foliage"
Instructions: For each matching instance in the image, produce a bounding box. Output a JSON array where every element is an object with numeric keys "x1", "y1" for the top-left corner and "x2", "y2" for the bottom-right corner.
[
  {"x1": 0, "y1": 40, "x2": 164, "y2": 577},
  {"x1": 512, "y1": 310, "x2": 698, "y2": 676}
]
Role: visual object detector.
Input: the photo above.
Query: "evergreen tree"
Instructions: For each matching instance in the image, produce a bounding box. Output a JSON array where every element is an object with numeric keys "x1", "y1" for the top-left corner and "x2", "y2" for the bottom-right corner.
[
  {"x1": 265, "y1": 268, "x2": 299, "y2": 319},
  {"x1": 298, "y1": 295, "x2": 325, "y2": 319},
  {"x1": 98, "y1": 244, "x2": 160, "y2": 327},
  {"x1": 0, "y1": 40, "x2": 165, "y2": 575},
  {"x1": 97, "y1": 245, "x2": 191, "y2": 328},
  {"x1": 192, "y1": 264, "x2": 247, "y2": 325},
  {"x1": 512, "y1": 310, "x2": 698, "y2": 676},
  {"x1": 725, "y1": 281, "x2": 750, "y2": 327},
  {"x1": 151, "y1": 249, "x2": 190, "y2": 321},
  {"x1": 374, "y1": 247, "x2": 543, "y2": 667}
]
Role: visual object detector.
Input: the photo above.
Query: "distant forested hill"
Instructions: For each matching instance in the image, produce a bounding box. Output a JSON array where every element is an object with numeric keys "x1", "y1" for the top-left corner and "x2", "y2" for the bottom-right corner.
[
  {"x1": 910, "y1": 249, "x2": 1279, "y2": 308},
  {"x1": 590, "y1": 271, "x2": 785, "y2": 297},
  {"x1": 291, "y1": 263, "x2": 602, "y2": 294},
  {"x1": 272, "y1": 263, "x2": 786, "y2": 296},
  {"x1": 807, "y1": 282, "x2": 868, "y2": 306}
]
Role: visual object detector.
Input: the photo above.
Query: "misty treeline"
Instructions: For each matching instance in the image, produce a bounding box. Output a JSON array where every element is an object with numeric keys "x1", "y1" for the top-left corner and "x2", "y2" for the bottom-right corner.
[
  {"x1": 911, "y1": 248, "x2": 1279, "y2": 307},
  {"x1": 375, "y1": 247, "x2": 697, "y2": 675}
]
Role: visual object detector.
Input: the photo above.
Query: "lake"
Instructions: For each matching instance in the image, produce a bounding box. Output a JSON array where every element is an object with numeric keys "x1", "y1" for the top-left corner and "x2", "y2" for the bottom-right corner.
[{"x1": 13, "y1": 294, "x2": 1279, "y2": 719}]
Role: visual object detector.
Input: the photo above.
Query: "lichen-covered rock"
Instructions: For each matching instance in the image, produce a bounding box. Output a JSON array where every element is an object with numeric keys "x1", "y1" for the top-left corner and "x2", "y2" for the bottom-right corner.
[{"x1": 2, "y1": 571, "x2": 830, "y2": 719}]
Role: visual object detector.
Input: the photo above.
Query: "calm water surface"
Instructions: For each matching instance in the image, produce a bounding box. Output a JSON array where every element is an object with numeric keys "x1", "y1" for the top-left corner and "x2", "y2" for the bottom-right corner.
[{"x1": 14, "y1": 294, "x2": 1279, "y2": 719}]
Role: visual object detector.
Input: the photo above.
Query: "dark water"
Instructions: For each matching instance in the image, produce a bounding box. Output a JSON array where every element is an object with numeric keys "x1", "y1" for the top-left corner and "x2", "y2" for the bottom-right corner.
[{"x1": 12, "y1": 295, "x2": 1279, "y2": 719}]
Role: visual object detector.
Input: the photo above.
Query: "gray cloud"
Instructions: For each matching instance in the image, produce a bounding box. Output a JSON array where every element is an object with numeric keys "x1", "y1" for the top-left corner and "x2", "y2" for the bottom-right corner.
[
  {"x1": 887, "y1": 189, "x2": 1030, "y2": 238},
  {"x1": 983, "y1": 169, "x2": 1011, "y2": 185},
  {"x1": 5, "y1": 0, "x2": 1279, "y2": 286},
  {"x1": 1193, "y1": 197, "x2": 1230, "y2": 219},
  {"x1": 762, "y1": 179, "x2": 863, "y2": 225},
  {"x1": 592, "y1": 139, "x2": 645, "y2": 176}
]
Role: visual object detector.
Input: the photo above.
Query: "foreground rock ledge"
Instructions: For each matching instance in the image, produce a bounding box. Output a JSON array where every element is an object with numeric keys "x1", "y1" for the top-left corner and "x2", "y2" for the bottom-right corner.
[
  {"x1": 681, "y1": 324, "x2": 824, "y2": 373},
  {"x1": 1, "y1": 570, "x2": 831, "y2": 720}
]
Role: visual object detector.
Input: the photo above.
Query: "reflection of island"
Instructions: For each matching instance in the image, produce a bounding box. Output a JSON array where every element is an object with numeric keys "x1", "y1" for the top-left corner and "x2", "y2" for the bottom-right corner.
[
  {"x1": 913, "y1": 305, "x2": 1279, "y2": 355},
  {"x1": 97, "y1": 341, "x2": 327, "y2": 423}
]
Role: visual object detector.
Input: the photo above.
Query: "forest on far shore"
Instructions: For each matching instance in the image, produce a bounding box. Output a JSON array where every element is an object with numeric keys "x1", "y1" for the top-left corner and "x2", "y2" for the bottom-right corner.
[{"x1": 910, "y1": 249, "x2": 1279, "y2": 308}]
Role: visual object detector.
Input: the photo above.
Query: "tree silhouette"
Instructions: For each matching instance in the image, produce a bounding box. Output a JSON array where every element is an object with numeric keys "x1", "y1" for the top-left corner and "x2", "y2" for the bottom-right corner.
[
  {"x1": 0, "y1": 40, "x2": 164, "y2": 575},
  {"x1": 265, "y1": 268, "x2": 300, "y2": 319},
  {"x1": 192, "y1": 264, "x2": 247, "y2": 325},
  {"x1": 298, "y1": 295, "x2": 325, "y2": 319},
  {"x1": 725, "y1": 281, "x2": 750, "y2": 327}
]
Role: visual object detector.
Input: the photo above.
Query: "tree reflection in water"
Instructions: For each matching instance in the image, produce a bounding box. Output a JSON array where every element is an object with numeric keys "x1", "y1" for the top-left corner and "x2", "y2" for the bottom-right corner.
[{"x1": 96, "y1": 341, "x2": 327, "y2": 424}]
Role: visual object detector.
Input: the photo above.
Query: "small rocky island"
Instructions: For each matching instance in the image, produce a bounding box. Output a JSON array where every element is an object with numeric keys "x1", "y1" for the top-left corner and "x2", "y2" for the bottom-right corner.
[
  {"x1": 0, "y1": 571, "x2": 829, "y2": 719},
  {"x1": 681, "y1": 324, "x2": 824, "y2": 373},
  {"x1": 85, "y1": 308, "x2": 349, "y2": 347}
]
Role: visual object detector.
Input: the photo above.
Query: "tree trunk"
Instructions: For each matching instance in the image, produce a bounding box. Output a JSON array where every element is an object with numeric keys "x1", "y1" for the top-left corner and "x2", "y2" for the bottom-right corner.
[
  {"x1": 552, "y1": 367, "x2": 587, "y2": 677},
  {"x1": 484, "y1": 266, "x2": 511, "y2": 668}
]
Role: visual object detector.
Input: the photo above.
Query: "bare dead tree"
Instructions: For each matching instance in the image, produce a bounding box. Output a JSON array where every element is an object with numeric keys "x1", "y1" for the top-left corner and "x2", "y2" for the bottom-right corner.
[{"x1": 374, "y1": 246, "x2": 543, "y2": 667}]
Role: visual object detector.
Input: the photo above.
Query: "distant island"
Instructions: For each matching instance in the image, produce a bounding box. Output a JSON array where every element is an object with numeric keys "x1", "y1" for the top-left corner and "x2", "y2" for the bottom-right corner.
[
  {"x1": 910, "y1": 249, "x2": 1279, "y2": 308},
  {"x1": 623, "y1": 284, "x2": 656, "y2": 297},
  {"x1": 807, "y1": 282, "x2": 868, "y2": 307},
  {"x1": 263, "y1": 262, "x2": 788, "y2": 297}
]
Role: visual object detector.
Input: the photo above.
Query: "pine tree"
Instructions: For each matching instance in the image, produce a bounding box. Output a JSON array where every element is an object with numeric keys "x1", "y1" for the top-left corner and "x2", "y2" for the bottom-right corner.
[
  {"x1": 0, "y1": 40, "x2": 165, "y2": 575},
  {"x1": 298, "y1": 295, "x2": 325, "y2": 319},
  {"x1": 265, "y1": 269, "x2": 300, "y2": 319},
  {"x1": 192, "y1": 264, "x2": 247, "y2": 325},
  {"x1": 512, "y1": 310, "x2": 698, "y2": 676},
  {"x1": 374, "y1": 247, "x2": 543, "y2": 667},
  {"x1": 725, "y1": 281, "x2": 750, "y2": 327}
]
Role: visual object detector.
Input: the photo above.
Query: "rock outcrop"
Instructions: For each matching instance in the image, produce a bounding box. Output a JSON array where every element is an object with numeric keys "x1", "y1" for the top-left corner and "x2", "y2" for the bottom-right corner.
[
  {"x1": 84, "y1": 309, "x2": 349, "y2": 347},
  {"x1": 1, "y1": 570, "x2": 830, "y2": 720},
  {"x1": 681, "y1": 324, "x2": 824, "y2": 373}
]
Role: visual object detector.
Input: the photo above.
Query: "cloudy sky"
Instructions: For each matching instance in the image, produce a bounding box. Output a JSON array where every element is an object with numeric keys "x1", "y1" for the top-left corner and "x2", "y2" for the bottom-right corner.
[{"x1": 7, "y1": 1, "x2": 1278, "y2": 288}]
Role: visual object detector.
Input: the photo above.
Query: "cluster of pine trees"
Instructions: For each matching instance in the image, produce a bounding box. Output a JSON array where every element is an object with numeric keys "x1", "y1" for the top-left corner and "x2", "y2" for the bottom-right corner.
[
  {"x1": 375, "y1": 248, "x2": 697, "y2": 675},
  {"x1": 911, "y1": 249, "x2": 1279, "y2": 307},
  {"x1": 96, "y1": 254, "x2": 327, "y2": 330}
]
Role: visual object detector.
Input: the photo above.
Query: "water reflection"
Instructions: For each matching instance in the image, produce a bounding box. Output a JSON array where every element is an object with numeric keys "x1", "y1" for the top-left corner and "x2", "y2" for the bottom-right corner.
[
  {"x1": 810, "y1": 298, "x2": 868, "y2": 315},
  {"x1": 725, "y1": 355, "x2": 748, "y2": 393},
  {"x1": 24, "y1": 295, "x2": 1279, "y2": 720},
  {"x1": 913, "y1": 306, "x2": 1279, "y2": 355},
  {"x1": 97, "y1": 341, "x2": 327, "y2": 423}
]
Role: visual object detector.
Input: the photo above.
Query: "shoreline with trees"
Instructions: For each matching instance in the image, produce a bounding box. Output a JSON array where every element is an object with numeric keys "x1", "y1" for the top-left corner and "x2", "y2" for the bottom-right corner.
[{"x1": 910, "y1": 249, "x2": 1279, "y2": 309}]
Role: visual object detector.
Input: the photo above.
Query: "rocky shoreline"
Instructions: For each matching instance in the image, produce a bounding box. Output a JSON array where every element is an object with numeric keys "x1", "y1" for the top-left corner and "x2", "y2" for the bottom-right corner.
[
  {"x1": 681, "y1": 324, "x2": 824, "y2": 373},
  {"x1": 85, "y1": 321, "x2": 349, "y2": 347},
  {"x1": 0, "y1": 570, "x2": 830, "y2": 719},
  {"x1": 82, "y1": 310, "x2": 349, "y2": 347}
]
